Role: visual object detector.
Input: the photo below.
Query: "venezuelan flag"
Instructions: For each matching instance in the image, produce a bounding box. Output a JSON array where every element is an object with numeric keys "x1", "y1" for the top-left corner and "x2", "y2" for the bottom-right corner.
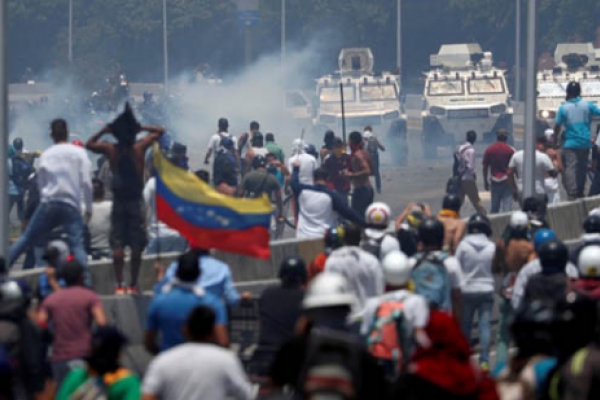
[{"x1": 153, "y1": 144, "x2": 273, "y2": 259}]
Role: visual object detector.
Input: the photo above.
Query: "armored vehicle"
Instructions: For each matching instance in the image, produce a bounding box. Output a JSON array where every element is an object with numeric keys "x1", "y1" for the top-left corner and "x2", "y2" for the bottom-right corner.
[{"x1": 421, "y1": 44, "x2": 513, "y2": 158}]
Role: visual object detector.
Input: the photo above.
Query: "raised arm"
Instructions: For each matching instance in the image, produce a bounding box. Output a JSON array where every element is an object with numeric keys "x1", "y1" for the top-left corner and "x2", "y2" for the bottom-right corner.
[
  {"x1": 86, "y1": 125, "x2": 113, "y2": 154},
  {"x1": 137, "y1": 125, "x2": 166, "y2": 152}
]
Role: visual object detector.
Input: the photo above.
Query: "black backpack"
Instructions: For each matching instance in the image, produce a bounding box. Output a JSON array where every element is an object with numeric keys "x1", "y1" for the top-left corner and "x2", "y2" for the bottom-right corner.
[
  {"x1": 297, "y1": 330, "x2": 363, "y2": 400},
  {"x1": 10, "y1": 156, "x2": 34, "y2": 191},
  {"x1": 213, "y1": 150, "x2": 237, "y2": 185}
]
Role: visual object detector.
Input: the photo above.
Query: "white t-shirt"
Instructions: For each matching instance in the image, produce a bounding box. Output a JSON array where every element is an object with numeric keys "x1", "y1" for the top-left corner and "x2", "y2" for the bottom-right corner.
[
  {"x1": 207, "y1": 132, "x2": 237, "y2": 155},
  {"x1": 508, "y1": 150, "x2": 554, "y2": 195},
  {"x1": 296, "y1": 189, "x2": 338, "y2": 240},
  {"x1": 287, "y1": 153, "x2": 318, "y2": 185},
  {"x1": 142, "y1": 343, "x2": 254, "y2": 400},
  {"x1": 37, "y1": 143, "x2": 92, "y2": 213},
  {"x1": 358, "y1": 290, "x2": 429, "y2": 335},
  {"x1": 88, "y1": 200, "x2": 112, "y2": 251},
  {"x1": 325, "y1": 246, "x2": 384, "y2": 314}
]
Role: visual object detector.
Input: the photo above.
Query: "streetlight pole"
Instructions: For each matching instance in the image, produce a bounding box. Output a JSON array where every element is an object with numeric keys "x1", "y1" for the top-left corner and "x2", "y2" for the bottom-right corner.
[
  {"x1": 281, "y1": 0, "x2": 285, "y2": 82},
  {"x1": 523, "y1": 0, "x2": 537, "y2": 199},
  {"x1": 68, "y1": 0, "x2": 73, "y2": 64},
  {"x1": 515, "y1": 0, "x2": 521, "y2": 101},
  {"x1": 0, "y1": 0, "x2": 8, "y2": 260},
  {"x1": 162, "y1": 0, "x2": 169, "y2": 96},
  {"x1": 396, "y1": 0, "x2": 402, "y2": 72}
]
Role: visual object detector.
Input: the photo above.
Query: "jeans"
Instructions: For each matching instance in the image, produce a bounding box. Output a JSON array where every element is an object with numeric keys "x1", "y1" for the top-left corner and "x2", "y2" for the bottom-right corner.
[
  {"x1": 9, "y1": 201, "x2": 90, "y2": 286},
  {"x1": 490, "y1": 182, "x2": 513, "y2": 214},
  {"x1": 562, "y1": 148, "x2": 590, "y2": 200},
  {"x1": 146, "y1": 235, "x2": 188, "y2": 255},
  {"x1": 52, "y1": 359, "x2": 85, "y2": 391},
  {"x1": 461, "y1": 291, "x2": 494, "y2": 365},
  {"x1": 589, "y1": 170, "x2": 600, "y2": 197},
  {"x1": 496, "y1": 297, "x2": 514, "y2": 367},
  {"x1": 459, "y1": 179, "x2": 487, "y2": 214},
  {"x1": 351, "y1": 186, "x2": 374, "y2": 219}
]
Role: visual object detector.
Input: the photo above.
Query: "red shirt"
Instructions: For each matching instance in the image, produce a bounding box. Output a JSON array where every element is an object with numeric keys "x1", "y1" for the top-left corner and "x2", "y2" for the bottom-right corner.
[
  {"x1": 40, "y1": 286, "x2": 103, "y2": 362},
  {"x1": 482, "y1": 142, "x2": 515, "y2": 181}
]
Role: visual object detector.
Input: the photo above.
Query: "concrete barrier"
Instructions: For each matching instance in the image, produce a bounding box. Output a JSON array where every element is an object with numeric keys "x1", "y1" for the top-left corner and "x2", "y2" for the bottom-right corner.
[
  {"x1": 488, "y1": 212, "x2": 512, "y2": 241},
  {"x1": 583, "y1": 195, "x2": 600, "y2": 215},
  {"x1": 547, "y1": 200, "x2": 587, "y2": 241}
]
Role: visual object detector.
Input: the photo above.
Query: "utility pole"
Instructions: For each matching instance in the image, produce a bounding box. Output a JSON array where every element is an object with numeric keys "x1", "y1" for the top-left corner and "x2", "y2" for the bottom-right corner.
[
  {"x1": 396, "y1": 0, "x2": 402, "y2": 72},
  {"x1": 0, "y1": 0, "x2": 8, "y2": 260},
  {"x1": 245, "y1": 25, "x2": 252, "y2": 66},
  {"x1": 162, "y1": 0, "x2": 169, "y2": 96},
  {"x1": 281, "y1": 0, "x2": 285, "y2": 84},
  {"x1": 515, "y1": 0, "x2": 522, "y2": 101},
  {"x1": 523, "y1": 0, "x2": 537, "y2": 199},
  {"x1": 68, "y1": 0, "x2": 73, "y2": 64}
]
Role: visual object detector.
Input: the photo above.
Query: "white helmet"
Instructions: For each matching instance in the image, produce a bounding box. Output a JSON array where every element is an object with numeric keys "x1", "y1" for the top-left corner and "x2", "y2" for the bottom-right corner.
[
  {"x1": 544, "y1": 129, "x2": 555, "y2": 142},
  {"x1": 365, "y1": 202, "x2": 392, "y2": 228},
  {"x1": 382, "y1": 250, "x2": 411, "y2": 286},
  {"x1": 303, "y1": 272, "x2": 355, "y2": 310},
  {"x1": 510, "y1": 211, "x2": 529, "y2": 229},
  {"x1": 291, "y1": 138, "x2": 305, "y2": 155},
  {"x1": 578, "y1": 245, "x2": 600, "y2": 278}
]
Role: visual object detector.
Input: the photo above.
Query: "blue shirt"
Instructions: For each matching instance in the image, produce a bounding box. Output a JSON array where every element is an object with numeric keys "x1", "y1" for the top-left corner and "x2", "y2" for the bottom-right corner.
[
  {"x1": 153, "y1": 255, "x2": 240, "y2": 306},
  {"x1": 146, "y1": 285, "x2": 227, "y2": 351},
  {"x1": 556, "y1": 97, "x2": 600, "y2": 149}
]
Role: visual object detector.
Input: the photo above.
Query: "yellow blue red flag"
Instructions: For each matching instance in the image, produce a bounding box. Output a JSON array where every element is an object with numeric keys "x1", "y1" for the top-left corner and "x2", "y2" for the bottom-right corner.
[{"x1": 152, "y1": 144, "x2": 272, "y2": 259}]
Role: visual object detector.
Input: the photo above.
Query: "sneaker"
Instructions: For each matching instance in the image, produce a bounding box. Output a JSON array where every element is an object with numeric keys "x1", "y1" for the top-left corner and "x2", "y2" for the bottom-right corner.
[
  {"x1": 114, "y1": 285, "x2": 127, "y2": 295},
  {"x1": 127, "y1": 286, "x2": 140, "y2": 295}
]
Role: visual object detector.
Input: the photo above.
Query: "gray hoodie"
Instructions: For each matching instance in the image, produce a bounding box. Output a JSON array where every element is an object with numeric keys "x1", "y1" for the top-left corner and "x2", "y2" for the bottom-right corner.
[{"x1": 455, "y1": 233, "x2": 496, "y2": 293}]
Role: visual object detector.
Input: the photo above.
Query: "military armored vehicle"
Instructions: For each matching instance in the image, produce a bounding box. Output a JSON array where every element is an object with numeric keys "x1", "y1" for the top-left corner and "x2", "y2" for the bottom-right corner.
[
  {"x1": 537, "y1": 43, "x2": 600, "y2": 135},
  {"x1": 314, "y1": 48, "x2": 406, "y2": 138},
  {"x1": 421, "y1": 44, "x2": 513, "y2": 158}
]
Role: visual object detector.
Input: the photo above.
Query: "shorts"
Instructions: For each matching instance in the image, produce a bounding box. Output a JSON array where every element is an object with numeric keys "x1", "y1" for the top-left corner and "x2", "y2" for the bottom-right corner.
[{"x1": 110, "y1": 199, "x2": 148, "y2": 250}]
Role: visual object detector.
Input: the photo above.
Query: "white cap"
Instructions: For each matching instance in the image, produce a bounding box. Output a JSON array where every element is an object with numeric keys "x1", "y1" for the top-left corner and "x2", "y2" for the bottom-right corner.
[
  {"x1": 578, "y1": 245, "x2": 600, "y2": 278},
  {"x1": 544, "y1": 129, "x2": 555, "y2": 141},
  {"x1": 382, "y1": 250, "x2": 411, "y2": 286},
  {"x1": 303, "y1": 272, "x2": 356, "y2": 310},
  {"x1": 510, "y1": 211, "x2": 529, "y2": 228}
]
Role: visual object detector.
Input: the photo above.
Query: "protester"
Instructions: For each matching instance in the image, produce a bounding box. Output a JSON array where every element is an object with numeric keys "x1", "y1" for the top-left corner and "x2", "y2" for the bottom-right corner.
[
  {"x1": 410, "y1": 217, "x2": 464, "y2": 316},
  {"x1": 145, "y1": 251, "x2": 229, "y2": 354},
  {"x1": 266, "y1": 152, "x2": 289, "y2": 190},
  {"x1": 56, "y1": 327, "x2": 141, "y2": 400},
  {"x1": 203, "y1": 117, "x2": 237, "y2": 165},
  {"x1": 87, "y1": 178, "x2": 112, "y2": 258},
  {"x1": 265, "y1": 133, "x2": 285, "y2": 162},
  {"x1": 455, "y1": 130, "x2": 487, "y2": 214},
  {"x1": 244, "y1": 132, "x2": 269, "y2": 174},
  {"x1": 573, "y1": 245, "x2": 600, "y2": 300},
  {"x1": 211, "y1": 137, "x2": 238, "y2": 193},
  {"x1": 482, "y1": 129, "x2": 515, "y2": 214},
  {"x1": 142, "y1": 306, "x2": 253, "y2": 400},
  {"x1": 291, "y1": 161, "x2": 362, "y2": 239},
  {"x1": 237, "y1": 120, "x2": 260, "y2": 176},
  {"x1": 324, "y1": 223, "x2": 384, "y2": 314},
  {"x1": 437, "y1": 194, "x2": 466, "y2": 255},
  {"x1": 9, "y1": 119, "x2": 92, "y2": 284},
  {"x1": 570, "y1": 213, "x2": 600, "y2": 264},
  {"x1": 390, "y1": 310, "x2": 499, "y2": 400},
  {"x1": 287, "y1": 139, "x2": 318, "y2": 185},
  {"x1": 269, "y1": 272, "x2": 388, "y2": 400},
  {"x1": 345, "y1": 131, "x2": 374, "y2": 217},
  {"x1": 143, "y1": 174, "x2": 188, "y2": 255},
  {"x1": 38, "y1": 260, "x2": 107, "y2": 389},
  {"x1": 7, "y1": 144, "x2": 31, "y2": 222},
  {"x1": 363, "y1": 126, "x2": 385, "y2": 194},
  {"x1": 239, "y1": 155, "x2": 283, "y2": 219},
  {"x1": 455, "y1": 213, "x2": 495, "y2": 369},
  {"x1": 307, "y1": 226, "x2": 344, "y2": 282},
  {"x1": 543, "y1": 128, "x2": 564, "y2": 204},
  {"x1": 38, "y1": 240, "x2": 69, "y2": 299},
  {"x1": 86, "y1": 111, "x2": 165, "y2": 294},
  {"x1": 554, "y1": 81, "x2": 600, "y2": 200},
  {"x1": 361, "y1": 201, "x2": 400, "y2": 261},
  {"x1": 322, "y1": 136, "x2": 351, "y2": 199},
  {"x1": 508, "y1": 135, "x2": 556, "y2": 204},
  {"x1": 320, "y1": 129, "x2": 335, "y2": 162},
  {"x1": 395, "y1": 202, "x2": 430, "y2": 257},
  {"x1": 359, "y1": 250, "x2": 430, "y2": 378}
]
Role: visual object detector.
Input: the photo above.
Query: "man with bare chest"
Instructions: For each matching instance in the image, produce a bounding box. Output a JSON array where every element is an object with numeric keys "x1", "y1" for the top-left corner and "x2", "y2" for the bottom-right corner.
[
  {"x1": 86, "y1": 105, "x2": 164, "y2": 294},
  {"x1": 544, "y1": 129, "x2": 564, "y2": 204},
  {"x1": 343, "y1": 131, "x2": 374, "y2": 218}
]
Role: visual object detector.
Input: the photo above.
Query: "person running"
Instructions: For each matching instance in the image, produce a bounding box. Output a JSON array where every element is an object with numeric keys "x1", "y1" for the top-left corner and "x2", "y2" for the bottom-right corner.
[
  {"x1": 508, "y1": 135, "x2": 556, "y2": 204},
  {"x1": 455, "y1": 214, "x2": 495, "y2": 369},
  {"x1": 363, "y1": 126, "x2": 385, "y2": 194},
  {"x1": 9, "y1": 119, "x2": 92, "y2": 283},
  {"x1": 322, "y1": 137, "x2": 351, "y2": 200},
  {"x1": 320, "y1": 130, "x2": 335, "y2": 162},
  {"x1": 142, "y1": 306, "x2": 253, "y2": 400},
  {"x1": 437, "y1": 194, "x2": 466, "y2": 255},
  {"x1": 345, "y1": 131, "x2": 374, "y2": 218},
  {"x1": 244, "y1": 132, "x2": 269, "y2": 174},
  {"x1": 237, "y1": 120, "x2": 260, "y2": 176},
  {"x1": 543, "y1": 128, "x2": 564, "y2": 204},
  {"x1": 239, "y1": 155, "x2": 283, "y2": 220},
  {"x1": 212, "y1": 136, "x2": 239, "y2": 192},
  {"x1": 203, "y1": 118, "x2": 237, "y2": 166},
  {"x1": 554, "y1": 81, "x2": 600, "y2": 200},
  {"x1": 265, "y1": 133, "x2": 285, "y2": 162},
  {"x1": 87, "y1": 116, "x2": 165, "y2": 294},
  {"x1": 291, "y1": 161, "x2": 362, "y2": 239},
  {"x1": 287, "y1": 139, "x2": 318, "y2": 186},
  {"x1": 455, "y1": 130, "x2": 487, "y2": 214},
  {"x1": 482, "y1": 129, "x2": 515, "y2": 214}
]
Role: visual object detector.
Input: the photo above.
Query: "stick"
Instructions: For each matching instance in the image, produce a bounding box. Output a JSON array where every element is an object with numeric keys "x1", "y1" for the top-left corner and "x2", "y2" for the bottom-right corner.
[{"x1": 340, "y1": 83, "x2": 347, "y2": 144}]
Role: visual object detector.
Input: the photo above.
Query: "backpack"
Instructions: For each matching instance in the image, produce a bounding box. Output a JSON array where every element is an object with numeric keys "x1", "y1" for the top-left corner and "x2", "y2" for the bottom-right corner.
[
  {"x1": 411, "y1": 252, "x2": 451, "y2": 311},
  {"x1": 366, "y1": 137, "x2": 378, "y2": 154},
  {"x1": 366, "y1": 300, "x2": 408, "y2": 379},
  {"x1": 361, "y1": 234, "x2": 390, "y2": 260},
  {"x1": 297, "y1": 330, "x2": 363, "y2": 400},
  {"x1": 452, "y1": 144, "x2": 473, "y2": 178},
  {"x1": 213, "y1": 150, "x2": 237, "y2": 185},
  {"x1": 10, "y1": 156, "x2": 34, "y2": 190}
]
